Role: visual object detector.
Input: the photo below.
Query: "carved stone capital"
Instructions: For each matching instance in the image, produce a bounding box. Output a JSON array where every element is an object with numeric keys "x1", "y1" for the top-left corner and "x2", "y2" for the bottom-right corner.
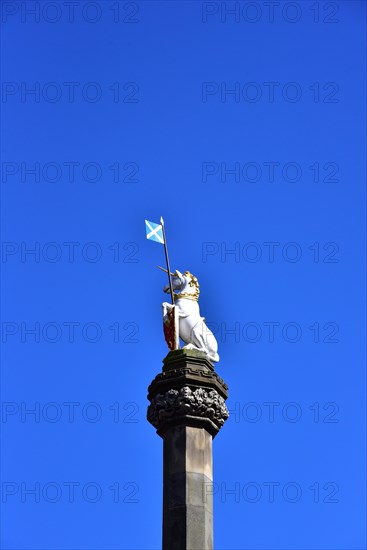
[
  {"x1": 147, "y1": 349, "x2": 229, "y2": 438},
  {"x1": 148, "y1": 385, "x2": 229, "y2": 436}
]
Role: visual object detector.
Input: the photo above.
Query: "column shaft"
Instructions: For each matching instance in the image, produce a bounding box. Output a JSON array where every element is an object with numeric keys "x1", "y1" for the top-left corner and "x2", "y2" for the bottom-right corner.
[{"x1": 163, "y1": 425, "x2": 213, "y2": 550}]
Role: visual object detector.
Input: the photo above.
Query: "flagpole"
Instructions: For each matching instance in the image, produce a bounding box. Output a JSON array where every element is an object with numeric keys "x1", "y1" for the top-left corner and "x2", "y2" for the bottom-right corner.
[{"x1": 160, "y1": 217, "x2": 174, "y2": 305}]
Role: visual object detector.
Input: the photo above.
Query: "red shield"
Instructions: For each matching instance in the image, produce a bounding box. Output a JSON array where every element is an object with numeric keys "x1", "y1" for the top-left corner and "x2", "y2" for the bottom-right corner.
[{"x1": 163, "y1": 306, "x2": 179, "y2": 350}]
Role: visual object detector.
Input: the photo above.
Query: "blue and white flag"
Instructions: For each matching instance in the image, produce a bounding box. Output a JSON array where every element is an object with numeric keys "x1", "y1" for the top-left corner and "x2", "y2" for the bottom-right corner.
[{"x1": 145, "y1": 219, "x2": 164, "y2": 244}]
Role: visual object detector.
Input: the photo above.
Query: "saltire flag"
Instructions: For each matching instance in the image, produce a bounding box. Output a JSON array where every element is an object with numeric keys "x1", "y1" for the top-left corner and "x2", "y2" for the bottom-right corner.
[{"x1": 145, "y1": 219, "x2": 164, "y2": 244}]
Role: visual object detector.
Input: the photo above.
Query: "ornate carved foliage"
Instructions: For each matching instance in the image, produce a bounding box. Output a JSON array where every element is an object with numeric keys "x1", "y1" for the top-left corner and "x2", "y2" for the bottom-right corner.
[{"x1": 147, "y1": 385, "x2": 229, "y2": 430}]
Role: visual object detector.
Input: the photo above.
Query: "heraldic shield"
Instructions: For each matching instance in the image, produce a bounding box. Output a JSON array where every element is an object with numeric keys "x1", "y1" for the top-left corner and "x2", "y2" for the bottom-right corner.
[{"x1": 162, "y1": 303, "x2": 180, "y2": 350}]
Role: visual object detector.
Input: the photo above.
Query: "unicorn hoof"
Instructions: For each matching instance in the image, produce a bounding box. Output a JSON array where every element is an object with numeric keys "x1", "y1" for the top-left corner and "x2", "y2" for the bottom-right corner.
[{"x1": 183, "y1": 344, "x2": 196, "y2": 350}]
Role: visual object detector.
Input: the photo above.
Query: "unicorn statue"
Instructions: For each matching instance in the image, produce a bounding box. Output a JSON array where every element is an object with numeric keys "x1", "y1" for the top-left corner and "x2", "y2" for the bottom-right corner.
[{"x1": 160, "y1": 268, "x2": 219, "y2": 363}]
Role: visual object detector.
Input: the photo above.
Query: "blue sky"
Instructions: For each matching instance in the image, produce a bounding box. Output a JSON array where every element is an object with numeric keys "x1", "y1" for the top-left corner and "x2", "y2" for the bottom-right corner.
[{"x1": 1, "y1": 1, "x2": 366, "y2": 549}]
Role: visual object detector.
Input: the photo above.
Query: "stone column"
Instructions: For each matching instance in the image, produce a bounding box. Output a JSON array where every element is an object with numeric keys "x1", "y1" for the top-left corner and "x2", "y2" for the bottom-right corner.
[{"x1": 147, "y1": 349, "x2": 229, "y2": 550}]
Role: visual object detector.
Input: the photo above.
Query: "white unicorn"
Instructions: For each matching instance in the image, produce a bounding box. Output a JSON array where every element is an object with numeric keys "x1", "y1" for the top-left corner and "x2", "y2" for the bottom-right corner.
[{"x1": 162, "y1": 269, "x2": 219, "y2": 363}]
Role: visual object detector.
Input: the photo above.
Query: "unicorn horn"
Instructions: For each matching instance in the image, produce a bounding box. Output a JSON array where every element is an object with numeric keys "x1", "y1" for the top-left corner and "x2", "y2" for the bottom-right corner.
[{"x1": 157, "y1": 265, "x2": 175, "y2": 277}]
